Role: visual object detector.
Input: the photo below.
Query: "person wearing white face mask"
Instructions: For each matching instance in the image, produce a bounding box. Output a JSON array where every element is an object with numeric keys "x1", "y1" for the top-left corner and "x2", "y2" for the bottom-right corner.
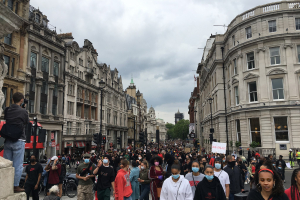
[
  {"x1": 185, "y1": 161, "x2": 205, "y2": 198},
  {"x1": 93, "y1": 155, "x2": 115, "y2": 200},
  {"x1": 138, "y1": 161, "x2": 151, "y2": 200},
  {"x1": 214, "y1": 157, "x2": 230, "y2": 200},
  {"x1": 160, "y1": 160, "x2": 193, "y2": 200}
]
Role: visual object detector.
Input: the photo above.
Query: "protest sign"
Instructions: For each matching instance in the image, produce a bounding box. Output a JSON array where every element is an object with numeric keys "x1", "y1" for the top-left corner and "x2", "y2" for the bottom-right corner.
[{"x1": 212, "y1": 142, "x2": 226, "y2": 154}]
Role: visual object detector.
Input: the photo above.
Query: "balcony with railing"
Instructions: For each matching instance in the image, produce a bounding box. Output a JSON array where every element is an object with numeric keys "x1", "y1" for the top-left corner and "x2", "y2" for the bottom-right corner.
[
  {"x1": 226, "y1": 1, "x2": 300, "y2": 33},
  {"x1": 85, "y1": 68, "x2": 94, "y2": 77}
]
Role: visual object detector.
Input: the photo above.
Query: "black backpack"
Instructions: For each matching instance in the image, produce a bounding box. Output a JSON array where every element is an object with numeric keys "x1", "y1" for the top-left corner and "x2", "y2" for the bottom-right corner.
[{"x1": 0, "y1": 108, "x2": 23, "y2": 141}]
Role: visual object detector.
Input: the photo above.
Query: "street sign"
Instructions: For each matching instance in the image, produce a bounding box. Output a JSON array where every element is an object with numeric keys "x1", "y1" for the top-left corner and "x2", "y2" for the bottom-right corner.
[
  {"x1": 190, "y1": 133, "x2": 195, "y2": 138},
  {"x1": 51, "y1": 140, "x2": 56, "y2": 147}
]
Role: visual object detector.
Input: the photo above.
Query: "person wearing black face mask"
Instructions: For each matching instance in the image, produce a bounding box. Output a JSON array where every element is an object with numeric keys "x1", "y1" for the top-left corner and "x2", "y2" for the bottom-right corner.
[
  {"x1": 223, "y1": 155, "x2": 244, "y2": 200},
  {"x1": 24, "y1": 155, "x2": 43, "y2": 200}
]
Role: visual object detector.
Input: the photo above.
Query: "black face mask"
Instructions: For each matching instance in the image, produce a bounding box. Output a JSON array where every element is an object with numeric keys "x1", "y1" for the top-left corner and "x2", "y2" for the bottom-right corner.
[
  {"x1": 30, "y1": 159, "x2": 35, "y2": 163},
  {"x1": 203, "y1": 162, "x2": 207, "y2": 166},
  {"x1": 238, "y1": 161, "x2": 242, "y2": 164},
  {"x1": 228, "y1": 161, "x2": 236, "y2": 167}
]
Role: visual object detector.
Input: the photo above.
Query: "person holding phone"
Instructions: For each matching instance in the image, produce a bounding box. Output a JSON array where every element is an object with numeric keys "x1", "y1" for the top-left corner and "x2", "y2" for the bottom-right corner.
[
  {"x1": 45, "y1": 156, "x2": 61, "y2": 196},
  {"x1": 93, "y1": 155, "x2": 115, "y2": 200}
]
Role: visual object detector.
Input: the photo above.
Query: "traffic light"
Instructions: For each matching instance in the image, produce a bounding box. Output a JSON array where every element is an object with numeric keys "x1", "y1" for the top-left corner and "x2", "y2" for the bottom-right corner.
[
  {"x1": 102, "y1": 136, "x2": 106, "y2": 144},
  {"x1": 117, "y1": 137, "x2": 121, "y2": 145},
  {"x1": 93, "y1": 133, "x2": 99, "y2": 144},
  {"x1": 139, "y1": 132, "x2": 144, "y2": 143},
  {"x1": 209, "y1": 134, "x2": 213, "y2": 144}
]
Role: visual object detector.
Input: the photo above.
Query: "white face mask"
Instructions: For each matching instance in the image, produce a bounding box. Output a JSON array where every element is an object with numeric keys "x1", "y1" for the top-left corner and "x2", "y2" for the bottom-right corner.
[
  {"x1": 141, "y1": 166, "x2": 145, "y2": 169},
  {"x1": 139, "y1": 157, "x2": 142, "y2": 160}
]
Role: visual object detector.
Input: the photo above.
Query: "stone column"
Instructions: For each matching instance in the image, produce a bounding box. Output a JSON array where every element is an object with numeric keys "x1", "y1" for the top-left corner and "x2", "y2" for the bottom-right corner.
[
  {"x1": 48, "y1": 85, "x2": 54, "y2": 115},
  {"x1": 27, "y1": 41, "x2": 31, "y2": 69},
  {"x1": 38, "y1": 45, "x2": 43, "y2": 71},
  {"x1": 50, "y1": 51, "x2": 54, "y2": 76},
  {"x1": 257, "y1": 46, "x2": 268, "y2": 102},
  {"x1": 285, "y1": 44, "x2": 298, "y2": 100},
  {"x1": 60, "y1": 56, "x2": 64, "y2": 79},
  {"x1": 35, "y1": 81, "x2": 42, "y2": 114}
]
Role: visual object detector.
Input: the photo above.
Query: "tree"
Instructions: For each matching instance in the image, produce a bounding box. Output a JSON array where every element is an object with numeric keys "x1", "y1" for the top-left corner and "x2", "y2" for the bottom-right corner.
[
  {"x1": 173, "y1": 119, "x2": 190, "y2": 139},
  {"x1": 166, "y1": 123, "x2": 175, "y2": 139}
]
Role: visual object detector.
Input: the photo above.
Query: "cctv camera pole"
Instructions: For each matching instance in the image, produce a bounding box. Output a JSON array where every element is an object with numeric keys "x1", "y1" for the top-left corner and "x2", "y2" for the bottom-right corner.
[{"x1": 33, "y1": 117, "x2": 38, "y2": 158}]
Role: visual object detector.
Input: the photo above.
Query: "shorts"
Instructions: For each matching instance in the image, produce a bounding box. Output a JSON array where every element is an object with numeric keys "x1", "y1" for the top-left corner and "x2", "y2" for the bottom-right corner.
[{"x1": 46, "y1": 183, "x2": 58, "y2": 192}]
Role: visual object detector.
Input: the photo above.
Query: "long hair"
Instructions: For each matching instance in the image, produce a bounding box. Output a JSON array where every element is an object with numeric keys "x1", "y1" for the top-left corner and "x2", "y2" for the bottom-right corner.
[
  {"x1": 253, "y1": 161, "x2": 284, "y2": 197},
  {"x1": 291, "y1": 168, "x2": 300, "y2": 199}
]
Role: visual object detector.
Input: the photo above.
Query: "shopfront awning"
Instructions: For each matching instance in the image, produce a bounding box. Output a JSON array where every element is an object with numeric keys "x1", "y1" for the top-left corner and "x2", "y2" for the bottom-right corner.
[{"x1": 75, "y1": 141, "x2": 86, "y2": 148}]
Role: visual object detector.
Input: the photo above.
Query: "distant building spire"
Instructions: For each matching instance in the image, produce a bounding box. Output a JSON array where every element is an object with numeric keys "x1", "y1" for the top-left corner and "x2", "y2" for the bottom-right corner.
[{"x1": 130, "y1": 74, "x2": 134, "y2": 86}]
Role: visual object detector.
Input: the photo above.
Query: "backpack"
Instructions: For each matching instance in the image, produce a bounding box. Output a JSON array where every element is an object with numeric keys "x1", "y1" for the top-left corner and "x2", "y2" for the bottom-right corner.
[
  {"x1": 80, "y1": 162, "x2": 95, "y2": 183},
  {"x1": 59, "y1": 164, "x2": 66, "y2": 182},
  {"x1": 0, "y1": 107, "x2": 24, "y2": 141}
]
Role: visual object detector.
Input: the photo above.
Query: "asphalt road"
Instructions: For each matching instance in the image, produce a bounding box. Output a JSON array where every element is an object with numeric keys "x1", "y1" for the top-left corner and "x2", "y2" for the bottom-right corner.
[{"x1": 32, "y1": 168, "x2": 294, "y2": 200}]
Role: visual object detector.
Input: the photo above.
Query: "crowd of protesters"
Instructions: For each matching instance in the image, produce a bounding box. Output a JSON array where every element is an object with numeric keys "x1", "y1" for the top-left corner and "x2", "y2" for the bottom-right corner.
[{"x1": 19, "y1": 139, "x2": 300, "y2": 200}]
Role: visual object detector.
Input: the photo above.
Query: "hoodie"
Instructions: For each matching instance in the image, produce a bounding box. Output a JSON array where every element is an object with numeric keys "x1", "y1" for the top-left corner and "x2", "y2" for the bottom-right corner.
[
  {"x1": 114, "y1": 169, "x2": 133, "y2": 200},
  {"x1": 247, "y1": 188, "x2": 289, "y2": 200},
  {"x1": 160, "y1": 175, "x2": 193, "y2": 200},
  {"x1": 194, "y1": 176, "x2": 226, "y2": 200}
]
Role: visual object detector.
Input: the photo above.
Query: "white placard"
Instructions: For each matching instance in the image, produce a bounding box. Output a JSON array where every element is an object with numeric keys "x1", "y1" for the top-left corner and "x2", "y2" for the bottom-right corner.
[
  {"x1": 212, "y1": 142, "x2": 227, "y2": 154},
  {"x1": 286, "y1": 163, "x2": 292, "y2": 169}
]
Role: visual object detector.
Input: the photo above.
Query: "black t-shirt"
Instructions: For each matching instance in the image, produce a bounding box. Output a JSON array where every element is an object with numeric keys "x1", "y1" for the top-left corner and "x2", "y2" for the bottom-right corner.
[
  {"x1": 25, "y1": 163, "x2": 43, "y2": 185},
  {"x1": 97, "y1": 165, "x2": 115, "y2": 190}
]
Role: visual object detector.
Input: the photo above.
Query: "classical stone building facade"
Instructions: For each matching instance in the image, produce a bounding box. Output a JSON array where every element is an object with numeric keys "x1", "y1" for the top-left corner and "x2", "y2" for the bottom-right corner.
[
  {"x1": 1, "y1": 0, "x2": 29, "y2": 110},
  {"x1": 25, "y1": 5, "x2": 65, "y2": 157},
  {"x1": 60, "y1": 34, "x2": 128, "y2": 152},
  {"x1": 197, "y1": 0, "x2": 300, "y2": 157}
]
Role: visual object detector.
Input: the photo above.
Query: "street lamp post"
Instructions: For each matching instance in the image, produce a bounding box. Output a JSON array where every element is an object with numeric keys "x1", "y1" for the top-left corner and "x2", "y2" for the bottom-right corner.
[
  {"x1": 99, "y1": 80, "x2": 105, "y2": 152},
  {"x1": 136, "y1": 90, "x2": 141, "y2": 151},
  {"x1": 194, "y1": 108, "x2": 197, "y2": 137},
  {"x1": 208, "y1": 97, "x2": 214, "y2": 143}
]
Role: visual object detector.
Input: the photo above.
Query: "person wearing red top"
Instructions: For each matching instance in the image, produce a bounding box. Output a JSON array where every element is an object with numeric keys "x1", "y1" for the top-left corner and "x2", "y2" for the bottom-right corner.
[
  {"x1": 114, "y1": 159, "x2": 133, "y2": 200},
  {"x1": 285, "y1": 168, "x2": 300, "y2": 200},
  {"x1": 158, "y1": 153, "x2": 163, "y2": 159},
  {"x1": 44, "y1": 156, "x2": 61, "y2": 196},
  {"x1": 209, "y1": 156, "x2": 215, "y2": 166},
  {"x1": 149, "y1": 156, "x2": 164, "y2": 200}
]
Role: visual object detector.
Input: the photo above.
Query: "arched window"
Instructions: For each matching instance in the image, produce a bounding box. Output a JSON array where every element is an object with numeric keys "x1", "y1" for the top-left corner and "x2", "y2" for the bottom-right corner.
[{"x1": 35, "y1": 14, "x2": 40, "y2": 23}]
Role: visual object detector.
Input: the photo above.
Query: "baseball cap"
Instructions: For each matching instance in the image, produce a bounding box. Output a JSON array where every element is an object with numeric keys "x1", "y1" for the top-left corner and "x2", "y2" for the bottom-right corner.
[
  {"x1": 279, "y1": 155, "x2": 283, "y2": 157},
  {"x1": 289, "y1": 149, "x2": 292, "y2": 151},
  {"x1": 83, "y1": 153, "x2": 91, "y2": 158},
  {"x1": 51, "y1": 156, "x2": 58, "y2": 161}
]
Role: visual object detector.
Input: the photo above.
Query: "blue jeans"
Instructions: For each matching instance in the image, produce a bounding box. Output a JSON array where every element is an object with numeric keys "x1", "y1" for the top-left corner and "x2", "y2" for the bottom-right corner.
[
  {"x1": 3, "y1": 140, "x2": 25, "y2": 186},
  {"x1": 140, "y1": 184, "x2": 150, "y2": 200},
  {"x1": 124, "y1": 196, "x2": 132, "y2": 200},
  {"x1": 229, "y1": 193, "x2": 235, "y2": 200}
]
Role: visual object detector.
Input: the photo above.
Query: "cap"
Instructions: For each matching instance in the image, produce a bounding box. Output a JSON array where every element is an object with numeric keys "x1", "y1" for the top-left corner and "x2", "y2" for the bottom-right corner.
[
  {"x1": 279, "y1": 155, "x2": 283, "y2": 157},
  {"x1": 289, "y1": 149, "x2": 292, "y2": 151},
  {"x1": 51, "y1": 156, "x2": 58, "y2": 161},
  {"x1": 83, "y1": 153, "x2": 91, "y2": 158}
]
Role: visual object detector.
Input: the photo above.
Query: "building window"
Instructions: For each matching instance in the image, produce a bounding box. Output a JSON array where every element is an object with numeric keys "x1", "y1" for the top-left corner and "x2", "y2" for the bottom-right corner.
[
  {"x1": 76, "y1": 123, "x2": 81, "y2": 135},
  {"x1": 234, "y1": 86, "x2": 239, "y2": 105},
  {"x1": 41, "y1": 81, "x2": 48, "y2": 94},
  {"x1": 53, "y1": 61, "x2": 59, "y2": 76},
  {"x1": 10, "y1": 58, "x2": 14, "y2": 77},
  {"x1": 297, "y1": 45, "x2": 300, "y2": 63},
  {"x1": 67, "y1": 122, "x2": 72, "y2": 135},
  {"x1": 270, "y1": 47, "x2": 280, "y2": 65},
  {"x1": 236, "y1": 119, "x2": 241, "y2": 144},
  {"x1": 233, "y1": 59, "x2": 237, "y2": 75},
  {"x1": 84, "y1": 106, "x2": 89, "y2": 119},
  {"x1": 272, "y1": 78, "x2": 284, "y2": 100},
  {"x1": 53, "y1": 84, "x2": 58, "y2": 97},
  {"x1": 124, "y1": 114, "x2": 126, "y2": 126},
  {"x1": 79, "y1": 58, "x2": 83, "y2": 66},
  {"x1": 68, "y1": 84, "x2": 74, "y2": 96},
  {"x1": 4, "y1": 33, "x2": 12, "y2": 45},
  {"x1": 113, "y1": 111, "x2": 117, "y2": 125},
  {"x1": 40, "y1": 102, "x2": 47, "y2": 115},
  {"x1": 232, "y1": 35, "x2": 235, "y2": 46},
  {"x1": 248, "y1": 82, "x2": 258, "y2": 102},
  {"x1": 249, "y1": 118, "x2": 261, "y2": 146},
  {"x1": 30, "y1": 52, "x2": 37, "y2": 68},
  {"x1": 274, "y1": 117, "x2": 288, "y2": 141},
  {"x1": 14, "y1": 1, "x2": 18, "y2": 14},
  {"x1": 76, "y1": 105, "x2": 82, "y2": 117},
  {"x1": 245, "y1": 27, "x2": 252, "y2": 39},
  {"x1": 296, "y1": 18, "x2": 300, "y2": 30},
  {"x1": 28, "y1": 100, "x2": 34, "y2": 114},
  {"x1": 91, "y1": 108, "x2": 95, "y2": 120},
  {"x1": 7, "y1": 0, "x2": 13, "y2": 10},
  {"x1": 35, "y1": 14, "x2": 40, "y2": 23},
  {"x1": 41, "y1": 57, "x2": 49, "y2": 73},
  {"x1": 2, "y1": 87, "x2": 7, "y2": 110},
  {"x1": 247, "y1": 52, "x2": 255, "y2": 70},
  {"x1": 9, "y1": 88, "x2": 13, "y2": 105},
  {"x1": 268, "y1": 20, "x2": 276, "y2": 32},
  {"x1": 30, "y1": 77, "x2": 35, "y2": 92},
  {"x1": 52, "y1": 104, "x2": 57, "y2": 115},
  {"x1": 67, "y1": 101, "x2": 74, "y2": 115},
  {"x1": 107, "y1": 109, "x2": 111, "y2": 124}
]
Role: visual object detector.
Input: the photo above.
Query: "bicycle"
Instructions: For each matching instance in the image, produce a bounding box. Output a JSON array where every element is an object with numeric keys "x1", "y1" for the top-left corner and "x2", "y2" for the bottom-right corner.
[{"x1": 62, "y1": 177, "x2": 77, "y2": 198}]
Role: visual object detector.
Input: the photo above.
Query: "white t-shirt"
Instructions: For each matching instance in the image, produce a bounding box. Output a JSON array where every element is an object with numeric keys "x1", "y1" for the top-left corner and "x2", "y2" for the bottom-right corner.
[{"x1": 214, "y1": 170, "x2": 230, "y2": 194}]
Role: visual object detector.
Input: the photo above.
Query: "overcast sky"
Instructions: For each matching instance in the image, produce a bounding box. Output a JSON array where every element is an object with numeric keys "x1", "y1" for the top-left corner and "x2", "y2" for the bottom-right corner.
[{"x1": 31, "y1": 0, "x2": 277, "y2": 124}]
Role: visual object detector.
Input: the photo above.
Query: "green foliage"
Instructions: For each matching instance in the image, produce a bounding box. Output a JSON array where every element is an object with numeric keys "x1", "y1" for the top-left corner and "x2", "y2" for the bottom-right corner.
[
  {"x1": 235, "y1": 141, "x2": 241, "y2": 147},
  {"x1": 250, "y1": 141, "x2": 260, "y2": 148},
  {"x1": 166, "y1": 123, "x2": 175, "y2": 139},
  {"x1": 169, "y1": 119, "x2": 190, "y2": 139}
]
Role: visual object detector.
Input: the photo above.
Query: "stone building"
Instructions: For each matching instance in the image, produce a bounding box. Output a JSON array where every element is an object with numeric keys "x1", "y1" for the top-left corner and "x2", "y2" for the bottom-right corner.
[
  {"x1": 1, "y1": 0, "x2": 29, "y2": 110},
  {"x1": 188, "y1": 77, "x2": 200, "y2": 135},
  {"x1": 197, "y1": 0, "x2": 300, "y2": 157},
  {"x1": 144, "y1": 106, "x2": 167, "y2": 142},
  {"x1": 25, "y1": 5, "x2": 65, "y2": 157},
  {"x1": 60, "y1": 34, "x2": 128, "y2": 152}
]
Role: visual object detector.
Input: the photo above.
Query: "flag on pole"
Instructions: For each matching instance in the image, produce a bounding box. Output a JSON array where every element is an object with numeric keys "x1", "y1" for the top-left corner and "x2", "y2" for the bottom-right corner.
[{"x1": 194, "y1": 75, "x2": 197, "y2": 81}]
